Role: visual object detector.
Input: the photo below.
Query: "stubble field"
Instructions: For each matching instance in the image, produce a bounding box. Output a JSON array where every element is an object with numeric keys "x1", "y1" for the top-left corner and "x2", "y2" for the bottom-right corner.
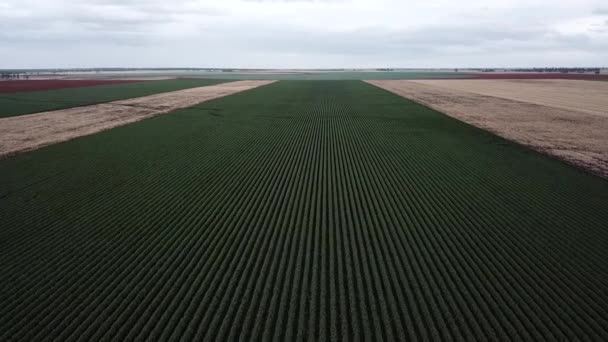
[{"x1": 410, "y1": 79, "x2": 608, "y2": 116}]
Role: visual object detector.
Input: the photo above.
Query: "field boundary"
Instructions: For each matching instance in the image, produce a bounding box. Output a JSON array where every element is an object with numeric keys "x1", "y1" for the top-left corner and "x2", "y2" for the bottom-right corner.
[
  {"x1": 366, "y1": 80, "x2": 608, "y2": 178},
  {"x1": 0, "y1": 79, "x2": 232, "y2": 119},
  {"x1": 0, "y1": 80, "x2": 275, "y2": 158}
]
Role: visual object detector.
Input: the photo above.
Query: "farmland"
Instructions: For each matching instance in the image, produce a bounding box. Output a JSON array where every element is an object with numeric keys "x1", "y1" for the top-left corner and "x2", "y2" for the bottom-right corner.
[
  {"x1": 22, "y1": 70, "x2": 608, "y2": 81},
  {"x1": 0, "y1": 81, "x2": 274, "y2": 157},
  {"x1": 0, "y1": 78, "x2": 228, "y2": 118},
  {"x1": 54, "y1": 70, "x2": 471, "y2": 81},
  {"x1": 1, "y1": 80, "x2": 608, "y2": 340},
  {"x1": 0, "y1": 79, "x2": 141, "y2": 93},
  {"x1": 186, "y1": 71, "x2": 472, "y2": 80},
  {"x1": 369, "y1": 79, "x2": 608, "y2": 177},
  {"x1": 470, "y1": 72, "x2": 608, "y2": 80},
  {"x1": 189, "y1": 71, "x2": 608, "y2": 81},
  {"x1": 409, "y1": 79, "x2": 608, "y2": 116}
]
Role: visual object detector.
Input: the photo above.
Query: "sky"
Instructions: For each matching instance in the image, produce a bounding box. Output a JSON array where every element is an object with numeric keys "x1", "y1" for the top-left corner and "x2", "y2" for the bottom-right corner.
[{"x1": 1, "y1": 0, "x2": 608, "y2": 69}]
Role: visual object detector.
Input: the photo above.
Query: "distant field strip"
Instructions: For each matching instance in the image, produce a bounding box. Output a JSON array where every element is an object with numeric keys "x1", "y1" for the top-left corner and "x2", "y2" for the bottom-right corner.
[
  {"x1": 0, "y1": 79, "x2": 141, "y2": 94},
  {"x1": 187, "y1": 71, "x2": 471, "y2": 80},
  {"x1": 0, "y1": 80, "x2": 274, "y2": 157},
  {"x1": 0, "y1": 79, "x2": 229, "y2": 118},
  {"x1": 1, "y1": 81, "x2": 608, "y2": 341},
  {"x1": 411, "y1": 79, "x2": 608, "y2": 117},
  {"x1": 368, "y1": 80, "x2": 608, "y2": 178}
]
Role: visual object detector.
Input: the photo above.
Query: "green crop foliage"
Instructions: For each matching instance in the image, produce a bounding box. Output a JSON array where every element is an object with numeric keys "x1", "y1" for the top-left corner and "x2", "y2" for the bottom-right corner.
[
  {"x1": 57, "y1": 71, "x2": 473, "y2": 80},
  {"x1": 0, "y1": 79, "x2": 228, "y2": 118},
  {"x1": 1, "y1": 81, "x2": 607, "y2": 340},
  {"x1": 185, "y1": 71, "x2": 472, "y2": 80}
]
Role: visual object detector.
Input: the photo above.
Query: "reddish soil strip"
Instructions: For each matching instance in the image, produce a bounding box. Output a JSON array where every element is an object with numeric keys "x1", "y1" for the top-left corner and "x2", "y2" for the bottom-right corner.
[
  {"x1": 467, "y1": 73, "x2": 608, "y2": 80},
  {"x1": 367, "y1": 80, "x2": 608, "y2": 178},
  {"x1": 0, "y1": 79, "x2": 142, "y2": 93},
  {"x1": 0, "y1": 80, "x2": 275, "y2": 157}
]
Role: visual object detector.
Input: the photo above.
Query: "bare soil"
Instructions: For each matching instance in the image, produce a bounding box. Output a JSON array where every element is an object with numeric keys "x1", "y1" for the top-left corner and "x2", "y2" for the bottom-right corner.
[
  {"x1": 367, "y1": 80, "x2": 608, "y2": 178},
  {"x1": 0, "y1": 80, "x2": 275, "y2": 158}
]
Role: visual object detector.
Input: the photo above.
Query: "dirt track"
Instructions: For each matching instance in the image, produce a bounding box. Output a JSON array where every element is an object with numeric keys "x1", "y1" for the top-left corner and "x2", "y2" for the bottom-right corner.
[
  {"x1": 367, "y1": 80, "x2": 608, "y2": 178},
  {"x1": 0, "y1": 80, "x2": 274, "y2": 157}
]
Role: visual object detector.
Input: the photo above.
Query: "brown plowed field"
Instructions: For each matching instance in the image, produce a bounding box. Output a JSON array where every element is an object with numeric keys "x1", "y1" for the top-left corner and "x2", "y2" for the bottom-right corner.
[
  {"x1": 367, "y1": 79, "x2": 608, "y2": 178},
  {"x1": 0, "y1": 80, "x2": 274, "y2": 157},
  {"x1": 469, "y1": 73, "x2": 608, "y2": 80},
  {"x1": 0, "y1": 79, "x2": 142, "y2": 93}
]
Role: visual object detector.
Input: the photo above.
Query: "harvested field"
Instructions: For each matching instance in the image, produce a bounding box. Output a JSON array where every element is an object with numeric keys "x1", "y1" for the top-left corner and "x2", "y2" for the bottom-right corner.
[
  {"x1": 0, "y1": 79, "x2": 229, "y2": 118},
  {"x1": 469, "y1": 73, "x2": 608, "y2": 80},
  {"x1": 0, "y1": 80, "x2": 274, "y2": 157},
  {"x1": 1, "y1": 81, "x2": 608, "y2": 341},
  {"x1": 0, "y1": 79, "x2": 141, "y2": 93},
  {"x1": 411, "y1": 79, "x2": 608, "y2": 116},
  {"x1": 368, "y1": 80, "x2": 608, "y2": 178}
]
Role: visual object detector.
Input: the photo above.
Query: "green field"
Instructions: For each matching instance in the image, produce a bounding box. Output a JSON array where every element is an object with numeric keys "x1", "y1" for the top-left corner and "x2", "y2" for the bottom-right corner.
[
  {"x1": 1, "y1": 81, "x2": 607, "y2": 340},
  {"x1": 78, "y1": 71, "x2": 472, "y2": 80},
  {"x1": 185, "y1": 71, "x2": 471, "y2": 80},
  {"x1": 0, "y1": 79, "x2": 227, "y2": 118}
]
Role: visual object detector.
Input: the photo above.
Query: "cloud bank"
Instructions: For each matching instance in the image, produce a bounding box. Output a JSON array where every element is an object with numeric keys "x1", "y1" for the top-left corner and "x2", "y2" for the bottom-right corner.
[{"x1": 1, "y1": 0, "x2": 607, "y2": 68}]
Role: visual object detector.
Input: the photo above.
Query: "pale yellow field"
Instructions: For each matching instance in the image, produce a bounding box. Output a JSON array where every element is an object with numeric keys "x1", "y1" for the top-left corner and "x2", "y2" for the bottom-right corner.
[
  {"x1": 410, "y1": 79, "x2": 608, "y2": 117},
  {"x1": 367, "y1": 79, "x2": 608, "y2": 178}
]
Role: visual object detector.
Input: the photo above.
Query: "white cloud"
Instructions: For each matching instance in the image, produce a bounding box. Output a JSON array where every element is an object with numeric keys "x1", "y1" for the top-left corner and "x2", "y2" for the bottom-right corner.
[{"x1": 1, "y1": 0, "x2": 607, "y2": 68}]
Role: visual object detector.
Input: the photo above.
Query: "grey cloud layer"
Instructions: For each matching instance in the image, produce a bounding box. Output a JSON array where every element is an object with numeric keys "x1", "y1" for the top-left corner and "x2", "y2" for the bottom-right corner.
[{"x1": 1, "y1": 0, "x2": 607, "y2": 68}]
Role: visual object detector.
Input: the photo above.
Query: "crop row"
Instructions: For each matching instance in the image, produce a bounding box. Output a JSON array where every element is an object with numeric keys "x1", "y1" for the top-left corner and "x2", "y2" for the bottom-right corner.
[{"x1": 1, "y1": 81, "x2": 608, "y2": 340}]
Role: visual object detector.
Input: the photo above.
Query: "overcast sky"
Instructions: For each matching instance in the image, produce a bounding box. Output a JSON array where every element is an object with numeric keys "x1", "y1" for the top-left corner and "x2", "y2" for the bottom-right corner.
[{"x1": 1, "y1": 0, "x2": 607, "y2": 68}]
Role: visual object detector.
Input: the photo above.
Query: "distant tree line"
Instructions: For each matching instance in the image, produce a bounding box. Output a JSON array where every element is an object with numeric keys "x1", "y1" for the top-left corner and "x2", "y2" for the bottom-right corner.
[
  {"x1": 510, "y1": 67, "x2": 601, "y2": 74},
  {"x1": 1, "y1": 72, "x2": 28, "y2": 79}
]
